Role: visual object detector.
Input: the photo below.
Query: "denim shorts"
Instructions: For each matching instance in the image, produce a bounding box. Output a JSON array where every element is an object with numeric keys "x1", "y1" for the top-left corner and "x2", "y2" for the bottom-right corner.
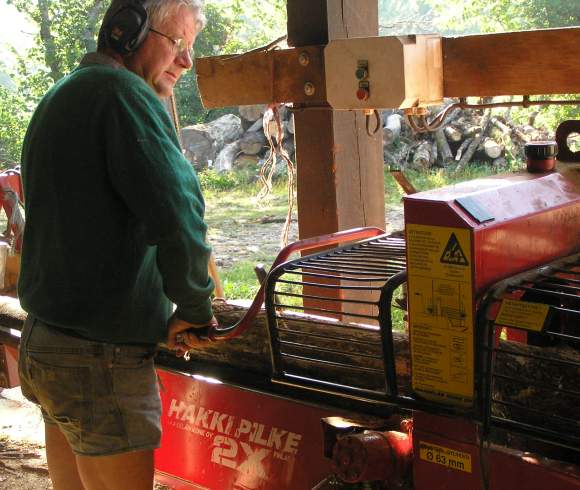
[{"x1": 18, "y1": 316, "x2": 162, "y2": 456}]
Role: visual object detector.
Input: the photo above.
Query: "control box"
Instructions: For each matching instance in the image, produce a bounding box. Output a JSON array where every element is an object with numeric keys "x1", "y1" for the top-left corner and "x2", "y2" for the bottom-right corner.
[{"x1": 325, "y1": 35, "x2": 443, "y2": 110}]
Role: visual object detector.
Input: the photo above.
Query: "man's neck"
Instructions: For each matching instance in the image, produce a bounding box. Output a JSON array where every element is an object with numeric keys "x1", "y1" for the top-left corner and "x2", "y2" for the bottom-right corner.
[{"x1": 81, "y1": 50, "x2": 125, "y2": 69}]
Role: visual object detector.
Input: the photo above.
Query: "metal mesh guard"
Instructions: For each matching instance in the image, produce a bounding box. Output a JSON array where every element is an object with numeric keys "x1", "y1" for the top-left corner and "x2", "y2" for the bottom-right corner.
[
  {"x1": 482, "y1": 253, "x2": 580, "y2": 452},
  {"x1": 264, "y1": 233, "x2": 410, "y2": 405}
]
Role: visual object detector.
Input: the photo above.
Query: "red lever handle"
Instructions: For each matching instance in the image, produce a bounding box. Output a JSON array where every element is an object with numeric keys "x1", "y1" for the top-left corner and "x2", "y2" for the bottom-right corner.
[{"x1": 208, "y1": 226, "x2": 385, "y2": 341}]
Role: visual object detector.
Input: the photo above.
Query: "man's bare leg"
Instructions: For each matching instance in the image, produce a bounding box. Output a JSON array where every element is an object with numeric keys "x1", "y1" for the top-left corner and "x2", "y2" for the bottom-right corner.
[
  {"x1": 76, "y1": 449, "x2": 155, "y2": 490},
  {"x1": 44, "y1": 423, "x2": 84, "y2": 490}
]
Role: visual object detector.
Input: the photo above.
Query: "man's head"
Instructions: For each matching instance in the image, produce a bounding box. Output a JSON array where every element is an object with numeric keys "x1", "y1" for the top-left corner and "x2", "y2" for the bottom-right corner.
[{"x1": 98, "y1": 0, "x2": 205, "y2": 97}]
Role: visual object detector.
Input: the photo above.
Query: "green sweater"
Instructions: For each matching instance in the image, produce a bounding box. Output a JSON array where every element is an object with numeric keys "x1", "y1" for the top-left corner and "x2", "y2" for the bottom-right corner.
[{"x1": 18, "y1": 61, "x2": 214, "y2": 345}]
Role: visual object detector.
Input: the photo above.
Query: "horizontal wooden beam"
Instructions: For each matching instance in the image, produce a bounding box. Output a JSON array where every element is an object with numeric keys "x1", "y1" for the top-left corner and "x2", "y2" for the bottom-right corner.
[
  {"x1": 195, "y1": 46, "x2": 326, "y2": 108},
  {"x1": 195, "y1": 27, "x2": 580, "y2": 110},
  {"x1": 443, "y1": 27, "x2": 580, "y2": 97}
]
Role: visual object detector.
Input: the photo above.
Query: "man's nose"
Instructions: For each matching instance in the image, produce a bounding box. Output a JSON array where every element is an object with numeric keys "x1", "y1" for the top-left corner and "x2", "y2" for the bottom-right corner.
[{"x1": 176, "y1": 49, "x2": 193, "y2": 70}]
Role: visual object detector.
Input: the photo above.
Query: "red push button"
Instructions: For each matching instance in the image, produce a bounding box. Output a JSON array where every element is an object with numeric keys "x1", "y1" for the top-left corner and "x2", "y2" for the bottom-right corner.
[{"x1": 356, "y1": 88, "x2": 370, "y2": 101}]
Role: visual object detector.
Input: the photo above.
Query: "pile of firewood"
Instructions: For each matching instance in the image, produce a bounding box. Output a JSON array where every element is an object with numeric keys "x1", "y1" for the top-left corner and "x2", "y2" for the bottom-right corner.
[
  {"x1": 179, "y1": 103, "x2": 552, "y2": 173},
  {"x1": 180, "y1": 104, "x2": 294, "y2": 174},
  {"x1": 383, "y1": 104, "x2": 551, "y2": 171}
]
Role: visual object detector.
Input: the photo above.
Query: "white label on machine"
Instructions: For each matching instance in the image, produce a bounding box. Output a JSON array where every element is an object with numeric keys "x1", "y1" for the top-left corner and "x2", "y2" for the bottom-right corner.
[
  {"x1": 419, "y1": 441, "x2": 472, "y2": 473},
  {"x1": 406, "y1": 225, "x2": 474, "y2": 404}
]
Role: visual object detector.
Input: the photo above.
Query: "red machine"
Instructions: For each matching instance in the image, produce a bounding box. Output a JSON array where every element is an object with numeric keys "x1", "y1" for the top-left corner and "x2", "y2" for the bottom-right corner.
[
  {"x1": 1, "y1": 139, "x2": 579, "y2": 488},
  {"x1": 153, "y1": 128, "x2": 580, "y2": 489},
  {"x1": 0, "y1": 167, "x2": 23, "y2": 388}
]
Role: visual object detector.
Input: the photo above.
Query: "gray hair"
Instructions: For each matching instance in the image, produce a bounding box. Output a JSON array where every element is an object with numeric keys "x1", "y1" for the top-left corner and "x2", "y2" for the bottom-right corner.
[
  {"x1": 97, "y1": 0, "x2": 206, "y2": 51},
  {"x1": 146, "y1": 0, "x2": 206, "y2": 31}
]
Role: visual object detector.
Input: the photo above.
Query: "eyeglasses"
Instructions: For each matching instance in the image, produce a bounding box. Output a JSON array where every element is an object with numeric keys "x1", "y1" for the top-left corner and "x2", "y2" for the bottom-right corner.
[{"x1": 150, "y1": 28, "x2": 195, "y2": 59}]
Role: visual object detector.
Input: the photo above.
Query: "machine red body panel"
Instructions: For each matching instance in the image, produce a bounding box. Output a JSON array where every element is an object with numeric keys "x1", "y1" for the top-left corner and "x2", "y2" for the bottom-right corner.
[
  {"x1": 404, "y1": 166, "x2": 580, "y2": 294},
  {"x1": 155, "y1": 369, "x2": 334, "y2": 490},
  {"x1": 412, "y1": 413, "x2": 580, "y2": 490},
  {"x1": 0, "y1": 169, "x2": 24, "y2": 252}
]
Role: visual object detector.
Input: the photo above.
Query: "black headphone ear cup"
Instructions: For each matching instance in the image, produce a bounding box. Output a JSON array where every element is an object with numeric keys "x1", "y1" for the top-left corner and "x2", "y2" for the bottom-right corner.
[{"x1": 105, "y1": 2, "x2": 149, "y2": 55}]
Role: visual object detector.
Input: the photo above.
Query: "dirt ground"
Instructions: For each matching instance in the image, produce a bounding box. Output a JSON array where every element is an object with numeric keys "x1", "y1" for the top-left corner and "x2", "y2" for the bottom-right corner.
[
  {"x1": 0, "y1": 387, "x2": 49, "y2": 489},
  {"x1": 209, "y1": 207, "x2": 404, "y2": 269},
  {"x1": 0, "y1": 208, "x2": 404, "y2": 489}
]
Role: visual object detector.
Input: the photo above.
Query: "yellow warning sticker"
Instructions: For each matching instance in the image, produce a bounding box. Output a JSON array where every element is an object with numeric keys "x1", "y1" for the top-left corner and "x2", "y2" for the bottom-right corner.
[
  {"x1": 406, "y1": 225, "x2": 474, "y2": 404},
  {"x1": 419, "y1": 441, "x2": 472, "y2": 473},
  {"x1": 495, "y1": 299, "x2": 550, "y2": 332}
]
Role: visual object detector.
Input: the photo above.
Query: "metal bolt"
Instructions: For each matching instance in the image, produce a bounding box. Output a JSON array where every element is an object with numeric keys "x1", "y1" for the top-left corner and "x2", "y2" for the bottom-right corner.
[
  {"x1": 304, "y1": 82, "x2": 316, "y2": 96},
  {"x1": 298, "y1": 51, "x2": 310, "y2": 66}
]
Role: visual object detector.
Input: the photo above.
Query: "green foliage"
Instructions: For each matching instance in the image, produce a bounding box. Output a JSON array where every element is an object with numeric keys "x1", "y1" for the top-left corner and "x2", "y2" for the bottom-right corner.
[
  {"x1": 379, "y1": 0, "x2": 435, "y2": 35},
  {"x1": 175, "y1": 0, "x2": 287, "y2": 127},
  {"x1": 198, "y1": 169, "x2": 240, "y2": 192},
  {"x1": 0, "y1": 85, "x2": 28, "y2": 166},
  {"x1": 220, "y1": 260, "x2": 262, "y2": 299},
  {"x1": 428, "y1": 0, "x2": 579, "y2": 33}
]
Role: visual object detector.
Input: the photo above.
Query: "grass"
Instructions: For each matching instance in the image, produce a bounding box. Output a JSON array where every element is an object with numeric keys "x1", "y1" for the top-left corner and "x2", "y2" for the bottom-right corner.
[{"x1": 220, "y1": 259, "x2": 263, "y2": 300}]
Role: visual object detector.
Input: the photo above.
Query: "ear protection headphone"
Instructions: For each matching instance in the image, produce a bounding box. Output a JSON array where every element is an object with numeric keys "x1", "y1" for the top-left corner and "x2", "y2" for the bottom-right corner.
[{"x1": 103, "y1": 0, "x2": 150, "y2": 55}]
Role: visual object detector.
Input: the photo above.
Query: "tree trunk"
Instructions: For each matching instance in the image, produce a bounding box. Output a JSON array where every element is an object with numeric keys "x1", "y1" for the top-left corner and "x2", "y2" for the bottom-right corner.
[
  {"x1": 455, "y1": 138, "x2": 473, "y2": 162},
  {"x1": 383, "y1": 114, "x2": 402, "y2": 146},
  {"x1": 435, "y1": 128, "x2": 453, "y2": 166},
  {"x1": 215, "y1": 141, "x2": 241, "y2": 172},
  {"x1": 38, "y1": 0, "x2": 63, "y2": 82},
  {"x1": 430, "y1": 140, "x2": 438, "y2": 167},
  {"x1": 492, "y1": 157, "x2": 508, "y2": 169},
  {"x1": 455, "y1": 112, "x2": 492, "y2": 172},
  {"x1": 0, "y1": 297, "x2": 578, "y2": 427},
  {"x1": 181, "y1": 114, "x2": 243, "y2": 169},
  {"x1": 83, "y1": 0, "x2": 106, "y2": 53},
  {"x1": 239, "y1": 130, "x2": 267, "y2": 156},
  {"x1": 444, "y1": 125, "x2": 463, "y2": 143},
  {"x1": 238, "y1": 105, "x2": 264, "y2": 122},
  {"x1": 411, "y1": 141, "x2": 432, "y2": 169},
  {"x1": 481, "y1": 137, "x2": 503, "y2": 159},
  {"x1": 491, "y1": 116, "x2": 512, "y2": 135}
]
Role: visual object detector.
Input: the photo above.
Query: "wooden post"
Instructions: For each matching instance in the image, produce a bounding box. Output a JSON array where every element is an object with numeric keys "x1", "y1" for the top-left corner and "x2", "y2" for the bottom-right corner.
[
  {"x1": 288, "y1": 0, "x2": 386, "y2": 239},
  {"x1": 288, "y1": 0, "x2": 385, "y2": 319}
]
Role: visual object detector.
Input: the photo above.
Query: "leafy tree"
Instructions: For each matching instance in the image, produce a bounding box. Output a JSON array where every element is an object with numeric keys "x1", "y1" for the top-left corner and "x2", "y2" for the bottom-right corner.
[
  {"x1": 426, "y1": 0, "x2": 580, "y2": 133},
  {"x1": 0, "y1": 85, "x2": 28, "y2": 165},
  {"x1": 0, "y1": 0, "x2": 288, "y2": 160},
  {"x1": 175, "y1": 0, "x2": 287, "y2": 127},
  {"x1": 379, "y1": 0, "x2": 436, "y2": 35},
  {"x1": 427, "y1": 0, "x2": 579, "y2": 33}
]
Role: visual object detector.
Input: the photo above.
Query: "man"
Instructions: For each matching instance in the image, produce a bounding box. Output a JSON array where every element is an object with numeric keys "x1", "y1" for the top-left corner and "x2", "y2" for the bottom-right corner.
[{"x1": 17, "y1": 0, "x2": 214, "y2": 488}]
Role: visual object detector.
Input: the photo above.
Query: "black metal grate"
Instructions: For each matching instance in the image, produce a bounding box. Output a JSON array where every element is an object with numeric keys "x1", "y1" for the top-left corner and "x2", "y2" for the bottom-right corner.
[
  {"x1": 482, "y1": 253, "x2": 580, "y2": 452},
  {"x1": 264, "y1": 234, "x2": 411, "y2": 404}
]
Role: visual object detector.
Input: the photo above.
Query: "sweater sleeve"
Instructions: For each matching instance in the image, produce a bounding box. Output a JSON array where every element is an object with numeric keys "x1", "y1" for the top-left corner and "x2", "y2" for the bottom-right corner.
[{"x1": 103, "y1": 79, "x2": 214, "y2": 324}]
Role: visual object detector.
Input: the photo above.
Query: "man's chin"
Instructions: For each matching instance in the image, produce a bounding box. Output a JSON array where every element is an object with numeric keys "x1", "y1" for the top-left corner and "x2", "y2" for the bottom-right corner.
[{"x1": 154, "y1": 86, "x2": 174, "y2": 99}]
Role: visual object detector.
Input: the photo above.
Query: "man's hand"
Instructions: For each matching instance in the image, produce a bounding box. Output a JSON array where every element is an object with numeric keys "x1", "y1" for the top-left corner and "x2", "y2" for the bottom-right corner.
[{"x1": 167, "y1": 314, "x2": 218, "y2": 357}]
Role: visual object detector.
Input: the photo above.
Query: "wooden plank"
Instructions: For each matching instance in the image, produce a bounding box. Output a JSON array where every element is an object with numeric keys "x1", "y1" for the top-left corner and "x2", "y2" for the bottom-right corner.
[
  {"x1": 196, "y1": 50, "x2": 273, "y2": 107},
  {"x1": 444, "y1": 27, "x2": 580, "y2": 97},
  {"x1": 196, "y1": 47, "x2": 326, "y2": 108}
]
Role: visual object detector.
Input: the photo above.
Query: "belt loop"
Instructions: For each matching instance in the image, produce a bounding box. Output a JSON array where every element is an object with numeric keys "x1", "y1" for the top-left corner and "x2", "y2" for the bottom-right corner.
[{"x1": 20, "y1": 315, "x2": 36, "y2": 350}]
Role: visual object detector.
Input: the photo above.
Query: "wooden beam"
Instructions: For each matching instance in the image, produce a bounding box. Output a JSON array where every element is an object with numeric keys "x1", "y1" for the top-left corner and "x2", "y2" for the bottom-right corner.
[
  {"x1": 290, "y1": 0, "x2": 385, "y2": 238},
  {"x1": 195, "y1": 46, "x2": 326, "y2": 108},
  {"x1": 197, "y1": 27, "x2": 580, "y2": 110},
  {"x1": 290, "y1": 0, "x2": 385, "y2": 319},
  {"x1": 287, "y1": 1, "x2": 328, "y2": 47},
  {"x1": 444, "y1": 27, "x2": 580, "y2": 97}
]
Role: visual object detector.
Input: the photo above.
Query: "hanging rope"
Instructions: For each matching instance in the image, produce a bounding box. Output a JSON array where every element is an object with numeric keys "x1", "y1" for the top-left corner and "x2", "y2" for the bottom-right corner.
[{"x1": 258, "y1": 104, "x2": 296, "y2": 248}]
